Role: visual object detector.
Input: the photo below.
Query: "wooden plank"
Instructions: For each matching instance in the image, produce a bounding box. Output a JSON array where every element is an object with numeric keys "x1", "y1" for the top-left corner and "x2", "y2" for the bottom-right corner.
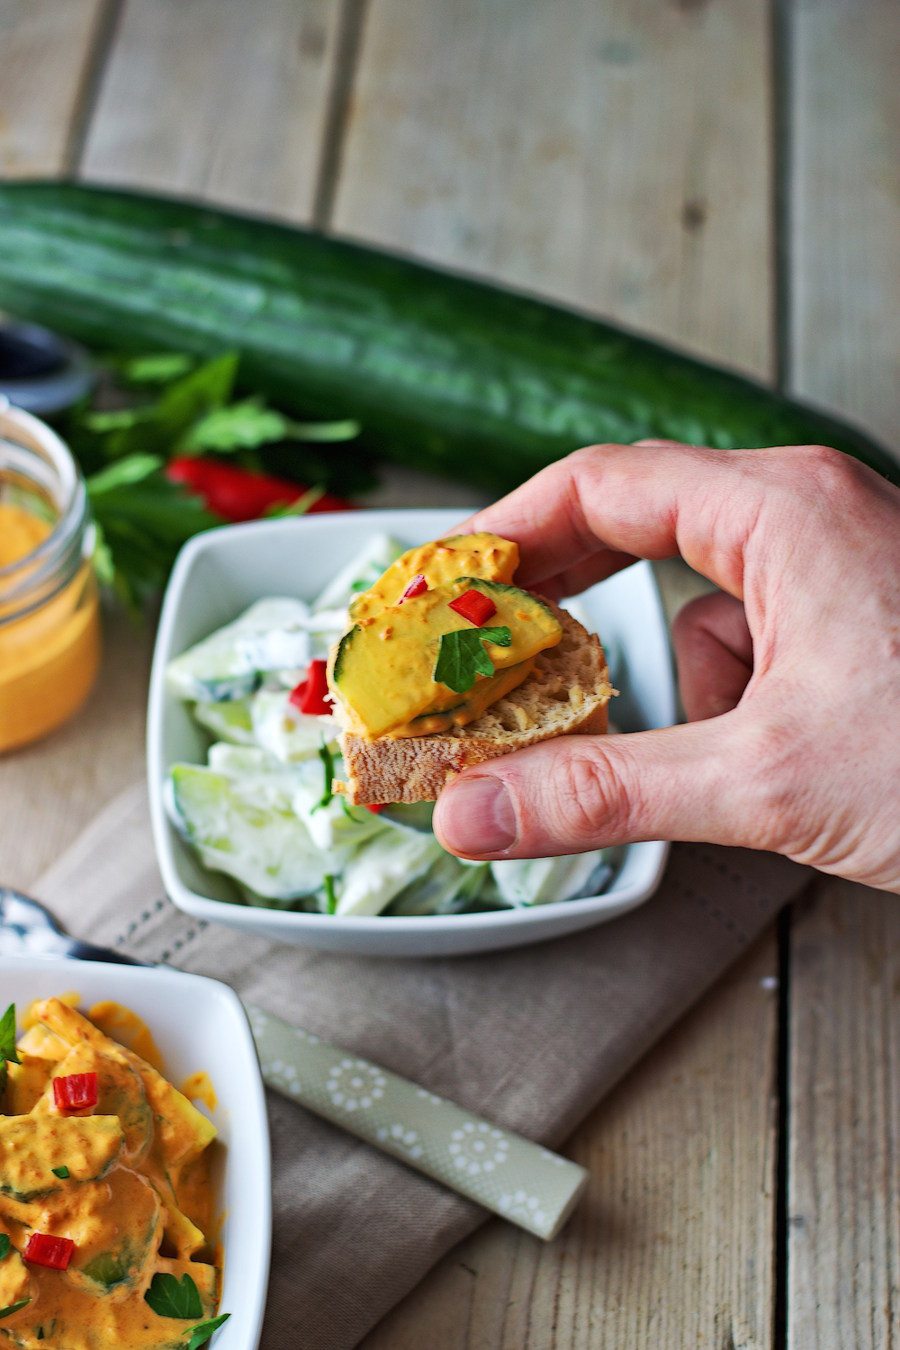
[
  {"x1": 340, "y1": 2, "x2": 779, "y2": 1343},
  {"x1": 788, "y1": 0, "x2": 900, "y2": 451},
  {"x1": 0, "y1": 607, "x2": 153, "y2": 889},
  {"x1": 787, "y1": 7, "x2": 899, "y2": 1340},
  {"x1": 363, "y1": 936, "x2": 780, "y2": 1350},
  {"x1": 79, "y1": 0, "x2": 343, "y2": 223},
  {"x1": 0, "y1": 0, "x2": 109, "y2": 177},
  {"x1": 787, "y1": 880, "x2": 899, "y2": 1349},
  {"x1": 333, "y1": 0, "x2": 774, "y2": 379}
]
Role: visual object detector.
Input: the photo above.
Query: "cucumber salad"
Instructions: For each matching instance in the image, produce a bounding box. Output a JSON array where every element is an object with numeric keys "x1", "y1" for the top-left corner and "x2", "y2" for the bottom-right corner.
[{"x1": 164, "y1": 534, "x2": 618, "y2": 918}]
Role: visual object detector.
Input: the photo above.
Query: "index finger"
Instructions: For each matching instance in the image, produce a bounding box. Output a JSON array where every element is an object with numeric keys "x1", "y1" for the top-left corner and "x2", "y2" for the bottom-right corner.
[{"x1": 463, "y1": 441, "x2": 775, "y2": 599}]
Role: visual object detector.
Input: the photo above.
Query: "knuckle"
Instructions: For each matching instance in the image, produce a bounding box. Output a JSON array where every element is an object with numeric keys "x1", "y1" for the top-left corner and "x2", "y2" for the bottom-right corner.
[
  {"x1": 794, "y1": 443, "x2": 862, "y2": 499},
  {"x1": 545, "y1": 747, "x2": 635, "y2": 847}
]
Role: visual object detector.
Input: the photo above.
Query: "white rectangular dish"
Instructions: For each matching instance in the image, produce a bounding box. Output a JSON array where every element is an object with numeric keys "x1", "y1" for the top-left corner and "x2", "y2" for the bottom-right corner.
[
  {"x1": 0, "y1": 956, "x2": 271, "y2": 1350},
  {"x1": 148, "y1": 510, "x2": 676, "y2": 957}
]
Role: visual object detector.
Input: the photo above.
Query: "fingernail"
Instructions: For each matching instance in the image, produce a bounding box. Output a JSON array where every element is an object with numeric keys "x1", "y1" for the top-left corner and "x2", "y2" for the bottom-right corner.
[{"x1": 438, "y1": 776, "x2": 517, "y2": 855}]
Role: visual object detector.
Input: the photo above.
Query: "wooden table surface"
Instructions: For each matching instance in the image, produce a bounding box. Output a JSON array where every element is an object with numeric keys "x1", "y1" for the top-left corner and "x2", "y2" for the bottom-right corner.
[{"x1": 1, "y1": 2, "x2": 897, "y2": 1345}]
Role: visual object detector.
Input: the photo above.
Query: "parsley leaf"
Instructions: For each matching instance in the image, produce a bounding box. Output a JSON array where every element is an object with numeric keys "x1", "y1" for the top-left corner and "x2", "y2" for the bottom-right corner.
[
  {"x1": 182, "y1": 398, "x2": 294, "y2": 454},
  {"x1": 0, "y1": 1235, "x2": 10, "y2": 1260},
  {"x1": 0, "y1": 1300, "x2": 30, "y2": 1321},
  {"x1": 311, "y1": 742, "x2": 335, "y2": 813},
  {"x1": 0, "y1": 1005, "x2": 20, "y2": 1067},
  {"x1": 144, "y1": 1271, "x2": 203, "y2": 1320},
  {"x1": 433, "y1": 626, "x2": 512, "y2": 694},
  {"x1": 51, "y1": 1166, "x2": 70, "y2": 1179},
  {"x1": 182, "y1": 398, "x2": 361, "y2": 455},
  {"x1": 186, "y1": 1313, "x2": 231, "y2": 1349},
  {"x1": 286, "y1": 418, "x2": 361, "y2": 443},
  {"x1": 120, "y1": 353, "x2": 195, "y2": 385},
  {"x1": 86, "y1": 460, "x2": 218, "y2": 610}
]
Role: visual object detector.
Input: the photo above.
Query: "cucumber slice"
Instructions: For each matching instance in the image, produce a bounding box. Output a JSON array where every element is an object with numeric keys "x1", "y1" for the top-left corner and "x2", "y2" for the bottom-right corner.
[
  {"x1": 379, "y1": 801, "x2": 436, "y2": 833},
  {"x1": 192, "y1": 697, "x2": 255, "y2": 745},
  {"x1": 169, "y1": 764, "x2": 336, "y2": 900},
  {"x1": 489, "y1": 852, "x2": 613, "y2": 907},
  {"x1": 291, "y1": 777, "x2": 386, "y2": 856},
  {"x1": 387, "y1": 853, "x2": 490, "y2": 916},
  {"x1": 166, "y1": 597, "x2": 313, "y2": 703},
  {"x1": 251, "y1": 688, "x2": 338, "y2": 763},
  {"x1": 32, "y1": 1046, "x2": 153, "y2": 1168},
  {"x1": 333, "y1": 830, "x2": 442, "y2": 916},
  {"x1": 311, "y1": 533, "x2": 405, "y2": 613},
  {"x1": 0, "y1": 1116, "x2": 123, "y2": 1201},
  {"x1": 69, "y1": 1168, "x2": 163, "y2": 1294}
]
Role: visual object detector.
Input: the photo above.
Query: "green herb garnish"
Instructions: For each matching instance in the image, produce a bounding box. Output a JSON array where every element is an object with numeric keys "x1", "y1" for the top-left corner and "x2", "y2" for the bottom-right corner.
[
  {"x1": 323, "y1": 874, "x2": 338, "y2": 915},
  {"x1": 0, "y1": 1235, "x2": 10, "y2": 1261},
  {"x1": 51, "y1": 1166, "x2": 70, "y2": 1180},
  {"x1": 0, "y1": 1003, "x2": 19, "y2": 1097},
  {"x1": 311, "y1": 742, "x2": 335, "y2": 813},
  {"x1": 60, "y1": 347, "x2": 368, "y2": 609},
  {"x1": 144, "y1": 1271, "x2": 203, "y2": 1320},
  {"x1": 186, "y1": 1313, "x2": 231, "y2": 1349},
  {"x1": 0, "y1": 1005, "x2": 20, "y2": 1067},
  {"x1": 0, "y1": 1300, "x2": 30, "y2": 1321},
  {"x1": 433, "y1": 626, "x2": 512, "y2": 694},
  {"x1": 119, "y1": 352, "x2": 196, "y2": 385}
]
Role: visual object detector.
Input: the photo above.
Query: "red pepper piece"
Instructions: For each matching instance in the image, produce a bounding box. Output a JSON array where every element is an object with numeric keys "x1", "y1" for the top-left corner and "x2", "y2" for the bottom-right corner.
[
  {"x1": 52, "y1": 1072, "x2": 99, "y2": 1112},
  {"x1": 288, "y1": 659, "x2": 332, "y2": 716},
  {"x1": 399, "y1": 574, "x2": 428, "y2": 603},
  {"x1": 448, "y1": 589, "x2": 497, "y2": 627},
  {"x1": 366, "y1": 803, "x2": 386, "y2": 814},
  {"x1": 24, "y1": 1233, "x2": 75, "y2": 1271},
  {"x1": 166, "y1": 458, "x2": 354, "y2": 524}
]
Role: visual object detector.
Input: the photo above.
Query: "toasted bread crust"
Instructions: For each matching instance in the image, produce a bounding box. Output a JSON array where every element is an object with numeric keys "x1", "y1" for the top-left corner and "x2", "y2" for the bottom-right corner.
[{"x1": 335, "y1": 606, "x2": 613, "y2": 805}]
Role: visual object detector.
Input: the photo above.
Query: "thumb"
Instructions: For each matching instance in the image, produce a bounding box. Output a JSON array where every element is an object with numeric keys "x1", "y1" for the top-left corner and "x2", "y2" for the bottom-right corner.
[{"x1": 433, "y1": 717, "x2": 756, "y2": 859}]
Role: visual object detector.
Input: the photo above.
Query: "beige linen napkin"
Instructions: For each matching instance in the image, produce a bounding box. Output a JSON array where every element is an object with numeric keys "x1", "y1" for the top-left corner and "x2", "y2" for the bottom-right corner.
[{"x1": 34, "y1": 781, "x2": 810, "y2": 1349}]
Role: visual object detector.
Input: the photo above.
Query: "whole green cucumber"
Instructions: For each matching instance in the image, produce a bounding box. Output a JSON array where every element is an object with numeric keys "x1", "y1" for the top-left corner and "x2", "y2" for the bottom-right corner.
[{"x1": 0, "y1": 181, "x2": 894, "y2": 487}]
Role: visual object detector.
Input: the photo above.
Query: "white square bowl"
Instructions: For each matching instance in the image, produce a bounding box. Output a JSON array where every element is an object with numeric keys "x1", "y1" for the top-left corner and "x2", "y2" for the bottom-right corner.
[
  {"x1": 0, "y1": 957, "x2": 271, "y2": 1350},
  {"x1": 148, "y1": 510, "x2": 676, "y2": 957}
]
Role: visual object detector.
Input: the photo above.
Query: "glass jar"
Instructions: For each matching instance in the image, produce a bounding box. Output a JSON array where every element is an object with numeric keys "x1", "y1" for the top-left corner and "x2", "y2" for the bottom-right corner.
[{"x1": 0, "y1": 399, "x2": 100, "y2": 751}]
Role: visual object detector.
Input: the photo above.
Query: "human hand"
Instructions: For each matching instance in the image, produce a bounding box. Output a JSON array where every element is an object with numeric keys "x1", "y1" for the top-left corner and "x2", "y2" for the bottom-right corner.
[{"x1": 433, "y1": 442, "x2": 900, "y2": 893}]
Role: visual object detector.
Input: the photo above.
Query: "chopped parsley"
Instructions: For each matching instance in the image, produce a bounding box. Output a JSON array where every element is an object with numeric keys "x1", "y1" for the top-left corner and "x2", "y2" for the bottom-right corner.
[
  {"x1": 51, "y1": 1166, "x2": 70, "y2": 1180},
  {"x1": 187, "y1": 1313, "x2": 231, "y2": 1348},
  {"x1": 0, "y1": 1235, "x2": 10, "y2": 1261},
  {"x1": 0, "y1": 1005, "x2": 20, "y2": 1067},
  {"x1": 0, "y1": 1300, "x2": 30, "y2": 1321},
  {"x1": 311, "y1": 742, "x2": 335, "y2": 813}
]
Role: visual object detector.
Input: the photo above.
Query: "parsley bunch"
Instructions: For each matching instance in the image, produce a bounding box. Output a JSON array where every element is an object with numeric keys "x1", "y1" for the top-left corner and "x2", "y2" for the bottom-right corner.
[{"x1": 61, "y1": 350, "x2": 371, "y2": 608}]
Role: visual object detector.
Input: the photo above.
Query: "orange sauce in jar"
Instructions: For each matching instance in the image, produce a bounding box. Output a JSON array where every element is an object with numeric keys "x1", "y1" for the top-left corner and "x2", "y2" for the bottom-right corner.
[
  {"x1": 0, "y1": 500, "x2": 100, "y2": 752},
  {"x1": 0, "y1": 403, "x2": 102, "y2": 753}
]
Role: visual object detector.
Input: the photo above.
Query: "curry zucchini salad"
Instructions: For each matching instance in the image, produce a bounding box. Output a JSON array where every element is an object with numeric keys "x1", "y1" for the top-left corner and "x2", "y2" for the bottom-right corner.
[
  {"x1": 0, "y1": 999, "x2": 227, "y2": 1349},
  {"x1": 164, "y1": 534, "x2": 619, "y2": 917}
]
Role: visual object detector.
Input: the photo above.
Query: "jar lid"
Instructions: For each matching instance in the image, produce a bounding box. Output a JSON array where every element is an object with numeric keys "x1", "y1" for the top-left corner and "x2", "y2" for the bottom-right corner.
[{"x1": 0, "y1": 321, "x2": 94, "y2": 416}]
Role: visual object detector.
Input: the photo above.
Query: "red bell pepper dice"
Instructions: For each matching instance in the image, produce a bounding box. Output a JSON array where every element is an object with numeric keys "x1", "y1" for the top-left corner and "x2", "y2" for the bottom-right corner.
[
  {"x1": 166, "y1": 458, "x2": 354, "y2": 524},
  {"x1": 52, "y1": 1072, "x2": 99, "y2": 1112},
  {"x1": 399, "y1": 574, "x2": 428, "y2": 602},
  {"x1": 24, "y1": 1233, "x2": 75, "y2": 1271},
  {"x1": 288, "y1": 659, "x2": 332, "y2": 716},
  {"x1": 448, "y1": 589, "x2": 497, "y2": 627},
  {"x1": 366, "y1": 803, "x2": 386, "y2": 814}
]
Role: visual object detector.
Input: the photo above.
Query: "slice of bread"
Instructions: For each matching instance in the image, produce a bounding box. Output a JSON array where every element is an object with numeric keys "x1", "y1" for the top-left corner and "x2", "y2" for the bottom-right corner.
[{"x1": 334, "y1": 604, "x2": 614, "y2": 805}]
